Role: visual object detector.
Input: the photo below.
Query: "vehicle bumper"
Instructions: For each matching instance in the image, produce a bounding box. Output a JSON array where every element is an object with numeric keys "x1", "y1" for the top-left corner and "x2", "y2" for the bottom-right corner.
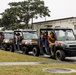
[
  {"x1": 23, "y1": 44, "x2": 39, "y2": 50},
  {"x1": 63, "y1": 47, "x2": 76, "y2": 57},
  {"x1": 3, "y1": 43, "x2": 11, "y2": 49}
]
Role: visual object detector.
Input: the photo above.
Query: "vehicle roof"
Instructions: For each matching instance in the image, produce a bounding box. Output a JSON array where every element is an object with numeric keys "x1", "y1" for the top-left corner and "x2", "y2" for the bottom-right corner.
[
  {"x1": 14, "y1": 29, "x2": 37, "y2": 32},
  {"x1": 40, "y1": 27, "x2": 72, "y2": 30},
  {"x1": 4, "y1": 30, "x2": 14, "y2": 33}
]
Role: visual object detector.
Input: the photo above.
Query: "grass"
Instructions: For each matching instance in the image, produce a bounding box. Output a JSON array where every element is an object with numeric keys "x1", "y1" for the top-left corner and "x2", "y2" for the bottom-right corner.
[
  {"x1": 0, "y1": 64, "x2": 76, "y2": 75},
  {"x1": 0, "y1": 50, "x2": 56, "y2": 62},
  {"x1": 0, "y1": 50, "x2": 76, "y2": 75}
]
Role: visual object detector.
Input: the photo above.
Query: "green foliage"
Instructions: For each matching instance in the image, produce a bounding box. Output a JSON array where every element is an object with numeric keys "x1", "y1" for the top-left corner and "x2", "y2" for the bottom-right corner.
[{"x1": 0, "y1": 0, "x2": 50, "y2": 29}]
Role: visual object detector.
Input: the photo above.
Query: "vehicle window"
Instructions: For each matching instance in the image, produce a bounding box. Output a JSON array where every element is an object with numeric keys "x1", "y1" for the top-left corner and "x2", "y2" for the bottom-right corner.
[
  {"x1": 55, "y1": 30, "x2": 75, "y2": 41},
  {"x1": 23, "y1": 31, "x2": 38, "y2": 40},
  {"x1": 4, "y1": 33, "x2": 14, "y2": 39}
]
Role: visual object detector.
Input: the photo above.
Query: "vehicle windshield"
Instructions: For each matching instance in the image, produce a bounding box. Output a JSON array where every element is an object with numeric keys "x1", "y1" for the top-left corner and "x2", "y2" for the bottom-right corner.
[
  {"x1": 55, "y1": 29, "x2": 75, "y2": 41},
  {"x1": 23, "y1": 31, "x2": 38, "y2": 40},
  {"x1": 4, "y1": 33, "x2": 14, "y2": 39}
]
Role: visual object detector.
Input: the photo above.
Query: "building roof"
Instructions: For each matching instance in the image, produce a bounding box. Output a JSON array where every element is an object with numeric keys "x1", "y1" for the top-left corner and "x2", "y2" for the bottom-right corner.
[
  {"x1": 33, "y1": 17, "x2": 76, "y2": 24},
  {"x1": 40, "y1": 27, "x2": 72, "y2": 30}
]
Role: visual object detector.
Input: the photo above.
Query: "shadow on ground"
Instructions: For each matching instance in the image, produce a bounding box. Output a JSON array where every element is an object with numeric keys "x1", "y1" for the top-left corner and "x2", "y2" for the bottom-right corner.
[{"x1": 17, "y1": 51, "x2": 76, "y2": 63}]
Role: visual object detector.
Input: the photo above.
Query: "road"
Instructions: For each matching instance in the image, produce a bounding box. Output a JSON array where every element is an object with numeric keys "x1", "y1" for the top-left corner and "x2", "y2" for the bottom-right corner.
[
  {"x1": 40, "y1": 54, "x2": 76, "y2": 63},
  {"x1": 65, "y1": 57, "x2": 76, "y2": 63},
  {"x1": 18, "y1": 51, "x2": 76, "y2": 63},
  {"x1": 0, "y1": 54, "x2": 76, "y2": 66},
  {"x1": 0, "y1": 57, "x2": 76, "y2": 66}
]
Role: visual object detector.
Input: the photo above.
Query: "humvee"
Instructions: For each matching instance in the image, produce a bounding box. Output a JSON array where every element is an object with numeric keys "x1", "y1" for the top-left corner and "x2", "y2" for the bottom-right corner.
[{"x1": 33, "y1": 27, "x2": 76, "y2": 60}]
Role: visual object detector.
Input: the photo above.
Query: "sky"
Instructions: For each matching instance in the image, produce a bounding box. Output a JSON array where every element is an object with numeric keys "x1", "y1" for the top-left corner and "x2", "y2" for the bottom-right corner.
[{"x1": 0, "y1": 0, "x2": 76, "y2": 22}]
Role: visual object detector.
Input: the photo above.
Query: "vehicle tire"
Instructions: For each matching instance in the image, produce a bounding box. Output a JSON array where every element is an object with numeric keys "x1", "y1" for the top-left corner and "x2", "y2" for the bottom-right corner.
[
  {"x1": 55, "y1": 50, "x2": 65, "y2": 61},
  {"x1": 33, "y1": 47, "x2": 40, "y2": 56},
  {"x1": 4, "y1": 44, "x2": 8, "y2": 51},
  {"x1": 22, "y1": 47, "x2": 28, "y2": 54},
  {"x1": 10, "y1": 45, "x2": 14, "y2": 52}
]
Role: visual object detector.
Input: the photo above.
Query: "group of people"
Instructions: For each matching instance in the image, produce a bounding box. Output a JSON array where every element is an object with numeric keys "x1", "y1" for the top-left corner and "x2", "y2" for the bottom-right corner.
[{"x1": 40, "y1": 31, "x2": 56, "y2": 56}]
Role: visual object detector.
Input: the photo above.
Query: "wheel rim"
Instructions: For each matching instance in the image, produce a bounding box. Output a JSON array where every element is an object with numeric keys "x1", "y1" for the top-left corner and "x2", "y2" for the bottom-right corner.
[
  {"x1": 10, "y1": 46, "x2": 11, "y2": 51},
  {"x1": 23, "y1": 48, "x2": 25, "y2": 54},
  {"x1": 10, "y1": 46, "x2": 12, "y2": 51},
  {"x1": 56, "y1": 52, "x2": 61, "y2": 60},
  {"x1": 33, "y1": 49, "x2": 36, "y2": 56},
  {"x1": 23, "y1": 47, "x2": 28, "y2": 54}
]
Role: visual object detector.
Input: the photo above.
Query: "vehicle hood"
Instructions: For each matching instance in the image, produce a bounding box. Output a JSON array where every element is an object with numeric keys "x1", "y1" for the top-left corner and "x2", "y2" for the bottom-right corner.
[
  {"x1": 59, "y1": 41, "x2": 76, "y2": 45},
  {"x1": 22, "y1": 39, "x2": 39, "y2": 44},
  {"x1": 58, "y1": 41, "x2": 76, "y2": 47},
  {"x1": 22, "y1": 39, "x2": 32, "y2": 43}
]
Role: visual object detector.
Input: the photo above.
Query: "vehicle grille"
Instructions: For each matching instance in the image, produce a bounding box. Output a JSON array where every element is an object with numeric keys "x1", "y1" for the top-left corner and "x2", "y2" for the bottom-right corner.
[{"x1": 69, "y1": 45, "x2": 76, "y2": 47}]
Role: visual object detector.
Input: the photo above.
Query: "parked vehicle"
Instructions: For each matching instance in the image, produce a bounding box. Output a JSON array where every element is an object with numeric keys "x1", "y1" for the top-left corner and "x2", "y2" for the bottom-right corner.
[
  {"x1": 0, "y1": 31, "x2": 4, "y2": 48},
  {"x1": 13, "y1": 29, "x2": 39, "y2": 56},
  {"x1": 2, "y1": 30, "x2": 14, "y2": 51},
  {"x1": 33, "y1": 27, "x2": 76, "y2": 60}
]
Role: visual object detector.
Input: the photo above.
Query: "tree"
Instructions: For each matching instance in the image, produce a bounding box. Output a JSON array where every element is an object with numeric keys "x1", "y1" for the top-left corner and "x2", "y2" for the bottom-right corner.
[
  {"x1": 0, "y1": 8, "x2": 18, "y2": 29},
  {"x1": 0, "y1": 0, "x2": 50, "y2": 29}
]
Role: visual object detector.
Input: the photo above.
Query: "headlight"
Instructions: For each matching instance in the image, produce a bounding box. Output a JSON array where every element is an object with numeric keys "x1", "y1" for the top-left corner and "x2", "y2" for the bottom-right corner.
[
  {"x1": 4, "y1": 39, "x2": 9, "y2": 43},
  {"x1": 22, "y1": 40, "x2": 30, "y2": 44},
  {"x1": 25, "y1": 41, "x2": 30, "y2": 44},
  {"x1": 60, "y1": 43, "x2": 67, "y2": 48},
  {"x1": 55, "y1": 41, "x2": 67, "y2": 48},
  {"x1": 31, "y1": 40, "x2": 38, "y2": 44},
  {"x1": 25, "y1": 41, "x2": 29, "y2": 44}
]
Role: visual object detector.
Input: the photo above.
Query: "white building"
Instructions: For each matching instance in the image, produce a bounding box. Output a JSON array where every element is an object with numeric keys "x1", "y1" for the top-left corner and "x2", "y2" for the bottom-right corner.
[
  {"x1": 26, "y1": 0, "x2": 42, "y2": 2},
  {"x1": 33, "y1": 17, "x2": 76, "y2": 35}
]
